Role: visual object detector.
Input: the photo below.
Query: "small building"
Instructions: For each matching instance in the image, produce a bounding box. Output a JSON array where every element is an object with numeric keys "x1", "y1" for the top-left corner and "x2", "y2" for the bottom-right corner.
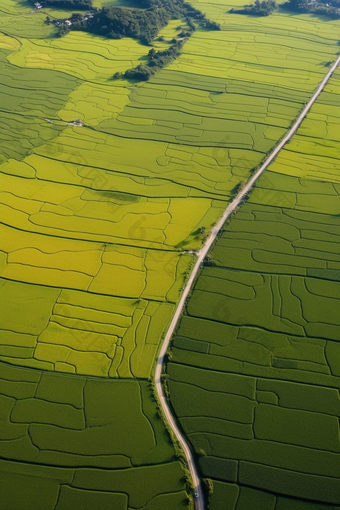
[{"x1": 65, "y1": 20, "x2": 72, "y2": 26}]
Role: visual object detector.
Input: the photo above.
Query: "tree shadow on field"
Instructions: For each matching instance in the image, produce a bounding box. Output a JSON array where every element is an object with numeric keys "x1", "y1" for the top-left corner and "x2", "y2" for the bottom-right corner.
[
  {"x1": 108, "y1": 74, "x2": 142, "y2": 84},
  {"x1": 308, "y1": 12, "x2": 338, "y2": 21}
]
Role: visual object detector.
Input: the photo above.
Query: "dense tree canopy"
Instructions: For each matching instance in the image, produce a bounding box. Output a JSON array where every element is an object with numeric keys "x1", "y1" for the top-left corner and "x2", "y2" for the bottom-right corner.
[
  {"x1": 230, "y1": 0, "x2": 340, "y2": 17},
  {"x1": 33, "y1": 0, "x2": 92, "y2": 9},
  {"x1": 68, "y1": 0, "x2": 219, "y2": 42},
  {"x1": 71, "y1": 5, "x2": 170, "y2": 43},
  {"x1": 230, "y1": 0, "x2": 278, "y2": 16},
  {"x1": 123, "y1": 38, "x2": 184, "y2": 80},
  {"x1": 282, "y1": 0, "x2": 340, "y2": 17}
]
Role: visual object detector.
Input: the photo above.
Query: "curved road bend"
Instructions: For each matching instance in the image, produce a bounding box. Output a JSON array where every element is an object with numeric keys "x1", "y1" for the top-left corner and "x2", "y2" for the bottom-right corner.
[{"x1": 154, "y1": 55, "x2": 340, "y2": 510}]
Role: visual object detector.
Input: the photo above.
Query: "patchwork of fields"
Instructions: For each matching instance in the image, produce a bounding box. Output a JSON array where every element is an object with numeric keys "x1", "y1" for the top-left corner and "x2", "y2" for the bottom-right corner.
[
  {"x1": 1, "y1": 0, "x2": 340, "y2": 507},
  {"x1": 0, "y1": 363, "x2": 188, "y2": 510},
  {"x1": 167, "y1": 71, "x2": 340, "y2": 509}
]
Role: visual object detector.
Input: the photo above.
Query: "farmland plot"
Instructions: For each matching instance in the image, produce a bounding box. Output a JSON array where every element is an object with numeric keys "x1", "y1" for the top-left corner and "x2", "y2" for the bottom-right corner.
[
  {"x1": 167, "y1": 71, "x2": 340, "y2": 508},
  {"x1": 97, "y1": 9, "x2": 340, "y2": 201},
  {"x1": 1, "y1": 4, "x2": 338, "y2": 381},
  {"x1": 0, "y1": 3, "x2": 192, "y2": 507},
  {"x1": 0, "y1": 362, "x2": 188, "y2": 510},
  {"x1": 1, "y1": 0, "x2": 340, "y2": 508}
]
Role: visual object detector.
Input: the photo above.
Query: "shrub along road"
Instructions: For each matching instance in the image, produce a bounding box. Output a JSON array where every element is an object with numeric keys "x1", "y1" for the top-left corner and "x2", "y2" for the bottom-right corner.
[{"x1": 154, "y1": 54, "x2": 340, "y2": 510}]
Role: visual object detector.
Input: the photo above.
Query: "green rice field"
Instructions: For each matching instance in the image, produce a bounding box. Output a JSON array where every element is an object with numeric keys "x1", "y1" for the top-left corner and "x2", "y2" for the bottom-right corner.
[
  {"x1": 0, "y1": 363, "x2": 187, "y2": 509},
  {"x1": 1, "y1": 0, "x2": 340, "y2": 507},
  {"x1": 167, "y1": 69, "x2": 340, "y2": 509}
]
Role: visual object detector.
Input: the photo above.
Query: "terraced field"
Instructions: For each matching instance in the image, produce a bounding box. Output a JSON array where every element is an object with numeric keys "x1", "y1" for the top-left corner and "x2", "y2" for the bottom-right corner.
[
  {"x1": 1, "y1": 0, "x2": 340, "y2": 507},
  {"x1": 167, "y1": 69, "x2": 340, "y2": 509}
]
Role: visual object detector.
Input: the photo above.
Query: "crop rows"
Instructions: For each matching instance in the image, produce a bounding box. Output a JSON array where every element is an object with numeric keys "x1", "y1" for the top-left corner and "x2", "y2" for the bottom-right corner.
[
  {"x1": 167, "y1": 67, "x2": 340, "y2": 509},
  {"x1": 2, "y1": 0, "x2": 340, "y2": 508},
  {"x1": 0, "y1": 165, "x2": 225, "y2": 248},
  {"x1": 0, "y1": 361, "x2": 188, "y2": 509},
  {"x1": 0, "y1": 2, "x2": 198, "y2": 508},
  {"x1": 30, "y1": 126, "x2": 255, "y2": 198},
  {"x1": 0, "y1": 0, "x2": 54, "y2": 39},
  {"x1": 8, "y1": 33, "x2": 148, "y2": 82},
  {"x1": 0, "y1": 50, "x2": 80, "y2": 117},
  {"x1": 0, "y1": 241, "x2": 192, "y2": 377},
  {"x1": 97, "y1": 13, "x2": 340, "y2": 199}
]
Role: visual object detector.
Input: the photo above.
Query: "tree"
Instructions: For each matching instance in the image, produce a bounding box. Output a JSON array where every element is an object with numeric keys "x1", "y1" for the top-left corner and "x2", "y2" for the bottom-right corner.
[
  {"x1": 125, "y1": 64, "x2": 154, "y2": 81},
  {"x1": 58, "y1": 24, "x2": 70, "y2": 36},
  {"x1": 70, "y1": 12, "x2": 83, "y2": 22},
  {"x1": 282, "y1": 0, "x2": 340, "y2": 17},
  {"x1": 31, "y1": 0, "x2": 92, "y2": 8},
  {"x1": 230, "y1": 0, "x2": 278, "y2": 15}
]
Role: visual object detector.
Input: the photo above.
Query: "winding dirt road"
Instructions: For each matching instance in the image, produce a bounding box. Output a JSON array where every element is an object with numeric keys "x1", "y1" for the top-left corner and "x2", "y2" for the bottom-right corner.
[{"x1": 154, "y1": 55, "x2": 340, "y2": 510}]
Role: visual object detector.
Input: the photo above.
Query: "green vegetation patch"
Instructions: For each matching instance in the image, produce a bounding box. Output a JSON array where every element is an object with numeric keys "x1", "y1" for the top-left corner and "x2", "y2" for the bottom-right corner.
[
  {"x1": 239, "y1": 461, "x2": 340, "y2": 504},
  {"x1": 209, "y1": 481, "x2": 239, "y2": 510},
  {"x1": 0, "y1": 362, "x2": 177, "y2": 467},
  {"x1": 0, "y1": 113, "x2": 64, "y2": 164},
  {"x1": 56, "y1": 487, "x2": 127, "y2": 510},
  {"x1": 0, "y1": 279, "x2": 181, "y2": 378},
  {"x1": 153, "y1": 70, "x2": 310, "y2": 103},
  {"x1": 2, "y1": 1, "x2": 340, "y2": 509},
  {"x1": 37, "y1": 0, "x2": 92, "y2": 8},
  {"x1": 0, "y1": 464, "x2": 62, "y2": 510},
  {"x1": 0, "y1": 5, "x2": 55, "y2": 38},
  {"x1": 0, "y1": 457, "x2": 187, "y2": 510},
  {"x1": 167, "y1": 77, "x2": 340, "y2": 508},
  {"x1": 199, "y1": 456, "x2": 238, "y2": 483},
  {"x1": 0, "y1": 51, "x2": 81, "y2": 119},
  {"x1": 72, "y1": 460, "x2": 186, "y2": 508},
  {"x1": 213, "y1": 203, "x2": 340, "y2": 275}
]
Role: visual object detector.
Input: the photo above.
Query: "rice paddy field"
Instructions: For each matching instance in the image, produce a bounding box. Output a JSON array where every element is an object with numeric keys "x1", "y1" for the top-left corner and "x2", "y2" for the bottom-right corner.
[
  {"x1": 167, "y1": 67, "x2": 340, "y2": 510},
  {"x1": 1, "y1": 0, "x2": 340, "y2": 507}
]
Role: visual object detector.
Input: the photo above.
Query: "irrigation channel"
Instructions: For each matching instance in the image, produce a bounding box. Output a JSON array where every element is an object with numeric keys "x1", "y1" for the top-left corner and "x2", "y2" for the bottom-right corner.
[{"x1": 154, "y1": 54, "x2": 340, "y2": 510}]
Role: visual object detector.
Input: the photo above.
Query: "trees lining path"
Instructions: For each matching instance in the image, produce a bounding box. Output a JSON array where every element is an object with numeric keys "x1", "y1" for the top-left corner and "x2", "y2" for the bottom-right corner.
[{"x1": 154, "y1": 54, "x2": 340, "y2": 510}]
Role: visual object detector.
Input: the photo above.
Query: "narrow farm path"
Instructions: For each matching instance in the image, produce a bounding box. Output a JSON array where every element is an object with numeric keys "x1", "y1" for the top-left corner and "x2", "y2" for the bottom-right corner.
[{"x1": 154, "y1": 54, "x2": 340, "y2": 510}]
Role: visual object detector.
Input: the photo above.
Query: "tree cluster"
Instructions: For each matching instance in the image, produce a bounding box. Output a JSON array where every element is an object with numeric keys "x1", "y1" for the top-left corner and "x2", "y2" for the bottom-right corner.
[
  {"x1": 135, "y1": 0, "x2": 216, "y2": 24},
  {"x1": 50, "y1": 0, "x2": 221, "y2": 77},
  {"x1": 230, "y1": 0, "x2": 278, "y2": 16},
  {"x1": 230, "y1": 0, "x2": 340, "y2": 17},
  {"x1": 70, "y1": 5, "x2": 171, "y2": 44},
  {"x1": 117, "y1": 0, "x2": 221, "y2": 83},
  {"x1": 32, "y1": 0, "x2": 92, "y2": 9},
  {"x1": 282, "y1": 0, "x2": 340, "y2": 18},
  {"x1": 68, "y1": 0, "x2": 220, "y2": 43},
  {"x1": 58, "y1": 23, "x2": 71, "y2": 36},
  {"x1": 122, "y1": 39, "x2": 184, "y2": 80}
]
